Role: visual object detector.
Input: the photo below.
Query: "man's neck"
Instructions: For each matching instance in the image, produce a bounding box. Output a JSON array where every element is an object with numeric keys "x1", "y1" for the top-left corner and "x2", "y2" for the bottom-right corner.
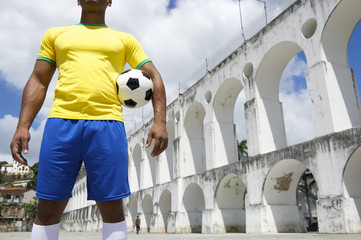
[{"x1": 80, "y1": 11, "x2": 106, "y2": 24}]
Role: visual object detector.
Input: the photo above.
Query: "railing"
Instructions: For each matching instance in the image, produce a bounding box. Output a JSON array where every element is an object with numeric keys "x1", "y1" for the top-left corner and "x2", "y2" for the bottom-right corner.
[{"x1": 125, "y1": 0, "x2": 299, "y2": 136}]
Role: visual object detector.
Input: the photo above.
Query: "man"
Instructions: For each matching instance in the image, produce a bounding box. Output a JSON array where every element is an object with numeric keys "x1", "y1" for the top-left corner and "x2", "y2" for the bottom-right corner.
[
  {"x1": 10, "y1": 0, "x2": 168, "y2": 240},
  {"x1": 135, "y1": 216, "x2": 141, "y2": 234}
]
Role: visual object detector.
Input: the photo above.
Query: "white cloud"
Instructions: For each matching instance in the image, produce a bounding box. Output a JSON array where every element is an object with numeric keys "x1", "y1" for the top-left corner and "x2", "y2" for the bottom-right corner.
[{"x1": 1, "y1": 0, "x2": 305, "y2": 164}]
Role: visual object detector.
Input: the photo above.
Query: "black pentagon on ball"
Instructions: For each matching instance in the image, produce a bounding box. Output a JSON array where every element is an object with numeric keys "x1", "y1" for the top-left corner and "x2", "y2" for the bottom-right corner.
[
  {"x1": 145, "y1": 89, "x2": 153, "y2": 101},
  {"x1": 142, "y1": 71, "x2": 150, "y2": 79},
  {"x1": 116, "y1": 82, "x2": 119, "y2": 94},
  {"x1": 124, "y1": 99, "x2": 137, "y2": 108},
  {"x1": 126, "y1": 78, "x2": 140, "y2": 90}
]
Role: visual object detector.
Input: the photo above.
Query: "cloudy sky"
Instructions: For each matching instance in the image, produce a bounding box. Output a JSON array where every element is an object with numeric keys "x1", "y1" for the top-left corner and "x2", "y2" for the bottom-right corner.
[{"x1": 0, "y1": 0, "x2": 360, "y2": 166}]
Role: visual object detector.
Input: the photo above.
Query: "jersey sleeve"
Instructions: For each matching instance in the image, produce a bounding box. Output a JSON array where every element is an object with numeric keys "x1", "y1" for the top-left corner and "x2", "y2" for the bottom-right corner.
[
  {"x1": 37, "y1": 29, "x2": 56, "y2": 65},
  {"x1": 124, "y1": 33, "x2": 151, "y2": 69}
]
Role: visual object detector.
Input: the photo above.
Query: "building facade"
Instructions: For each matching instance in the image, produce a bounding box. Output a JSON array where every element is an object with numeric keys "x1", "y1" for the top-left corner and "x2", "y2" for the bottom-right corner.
[{"x1": 61, "y1": 0, "x2": 361, "y2": 234}]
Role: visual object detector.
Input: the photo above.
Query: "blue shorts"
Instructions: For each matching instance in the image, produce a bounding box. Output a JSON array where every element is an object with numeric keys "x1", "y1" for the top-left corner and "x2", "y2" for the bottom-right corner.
[{"x1": 36, "y1": 118, "x2": 130, "y2": 201}]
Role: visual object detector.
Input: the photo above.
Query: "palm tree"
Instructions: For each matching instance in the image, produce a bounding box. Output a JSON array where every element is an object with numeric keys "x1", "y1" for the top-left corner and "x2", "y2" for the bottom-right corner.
[
  {"x1": 237, "y1": 139, "x2": 248, "y2": 159},
  {"x1": 298, "y1": 170, "x2": 317, "y2": 224}
]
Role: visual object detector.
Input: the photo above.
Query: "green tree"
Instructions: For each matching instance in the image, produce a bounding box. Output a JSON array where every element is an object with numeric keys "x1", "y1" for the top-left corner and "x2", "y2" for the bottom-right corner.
[
  {"x1": 30, "y1": 162, "x2": 39, "y2": 175},
  {"x1": 0, "y1": 161, "x2": 8, "y2": 167},
  {"x1": 298, "y1": 169, "x2": 317, "y2": 222},
  {"x1": 27, "y1": 162, "x2": 39, "y2": 191},
  {"x1": 0, "y1": 172, "x2": 5, "y2": 184},
  {"x1": 24, "y1": 197, "x2": 38, "y2": 230},
  {"x1": 237, "y1": 139, "x2": 248, "y2": 159},
  {"x1": 0, "y1": 161, "x2": 8, "y2": 183}
]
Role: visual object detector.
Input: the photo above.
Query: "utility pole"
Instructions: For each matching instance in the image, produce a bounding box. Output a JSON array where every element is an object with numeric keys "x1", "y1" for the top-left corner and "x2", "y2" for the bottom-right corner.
[
  {"x1": 256, "y1": 0, "x2": 268, "y2": 25},
  {"x1": 238, "y1": 0, "x2": 246, "y2": 42}
]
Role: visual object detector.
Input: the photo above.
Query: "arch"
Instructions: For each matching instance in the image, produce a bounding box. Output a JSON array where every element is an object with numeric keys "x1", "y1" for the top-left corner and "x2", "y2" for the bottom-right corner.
[
  {"x1": 213, "y1": 78, "x2": 244, "y2": 167},
  {"x1": 142, "y1": 194, "x2": 153, "y2": 232},
  {"x1": 215, "y1": 173, "x2": 246, "y2": 232},
  {"x1": 184, "y1": 102, "x2": 206, "y2": 175},
  {"x1": 342, "y1": 145, "x2": 361, "y2": 233},
  {"x1": 264, "y1": 159, "x2": 306, "y2": 205},
  {"x1": 159, "y1": 190, "x2": 172, "y2": 233},
  {"x1": 344, "y1": 146, "x2": 361, "y2": 198},
  {"x1": 348, "y1": 20, "x2": 361, "y2": 117},
  {"x1": 319, "y1": 0, "x2": 361, "y2": 130},
  {"x1": 144, "y1": 142, "x2": 156, "y2": 187},
  {"x1": 256, "y1": 41, "x2": 303, "y2": 100},
  {"x1": 183, "y1": 183, "x2": 205, "y2": 233},
  {"x1": 322, "y1": 0, "x2": 361, "y2": 66},
  {"x1": 131, "y1": 143, "x2": 142, "y2": 191},
  {"x1": 262, "y1": 159, "x2": 308, "y2": 233},
  {"x1": 279, "y1": 51, "x2": 314, "y2": 145},
  {"x1": 128, "y1": 197, "x2": 138, "y2": 230},
  {"x1": 159, "y1": 120, "x2": 175, "y2": 183}
]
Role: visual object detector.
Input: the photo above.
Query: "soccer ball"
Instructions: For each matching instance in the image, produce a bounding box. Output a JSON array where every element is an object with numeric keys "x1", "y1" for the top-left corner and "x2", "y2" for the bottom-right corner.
[{"x1": 116, "y1": 69, "x2": 153, "y2": 108}]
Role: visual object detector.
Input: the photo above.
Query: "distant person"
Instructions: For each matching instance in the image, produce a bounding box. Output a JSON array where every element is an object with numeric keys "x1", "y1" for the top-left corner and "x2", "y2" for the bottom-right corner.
[
  {"x1": 135, "y1": 216, "x2": 141, "y2": 234},
  {"x1": 10, "y1": 0, "x2": 168, "y2": 240}
]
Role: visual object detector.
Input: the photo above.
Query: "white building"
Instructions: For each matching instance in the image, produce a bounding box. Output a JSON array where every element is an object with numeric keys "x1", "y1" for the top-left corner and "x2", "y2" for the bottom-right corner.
[{"x1": 1, "y1": 160, "x2": 32, "y2": 176}]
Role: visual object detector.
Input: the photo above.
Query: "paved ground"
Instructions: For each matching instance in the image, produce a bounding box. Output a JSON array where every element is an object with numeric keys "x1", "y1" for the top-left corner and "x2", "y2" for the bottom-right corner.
[{"x1": 1, "y1": 231, "x2": 360, "y2": 240}]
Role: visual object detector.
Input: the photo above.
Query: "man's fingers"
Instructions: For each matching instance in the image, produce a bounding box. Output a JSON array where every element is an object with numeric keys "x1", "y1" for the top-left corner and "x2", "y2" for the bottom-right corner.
[
  {"x1": 11, "y1": 148, "x2": 28, "y2": 166},
  {"x1": 151, "y1": 138, "x2": 161, "y2": 157},
  {"x1": 151, "y1": 137, "x2": 168, "y2": 157},
  {"x1": 21, "y1": 139, "x2": 29, "y2": 155},
  {"x1": 146, "y1": 132, "x2": 153, "y2": 148}
]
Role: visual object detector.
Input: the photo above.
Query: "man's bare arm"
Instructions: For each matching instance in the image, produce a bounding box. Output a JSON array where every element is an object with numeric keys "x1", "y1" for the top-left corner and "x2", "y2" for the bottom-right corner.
[
  {"x1": 139, "y1": 62, "x2": 168, "y2": 157},
  {"x1": 10, "y1": 60, "x2": 56, "y2": 165}
]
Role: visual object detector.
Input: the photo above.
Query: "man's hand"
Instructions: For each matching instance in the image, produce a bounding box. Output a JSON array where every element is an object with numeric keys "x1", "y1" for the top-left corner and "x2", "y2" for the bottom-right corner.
[
  {"x1": 146, "y1": 121, "x2": 168, "y2": 157},
  {"x1": 10, "y1": 127, "x2": 30, "y2": 166},
  {"x1": 140, "y1": 61, "x2": 168, "y2": 157}
]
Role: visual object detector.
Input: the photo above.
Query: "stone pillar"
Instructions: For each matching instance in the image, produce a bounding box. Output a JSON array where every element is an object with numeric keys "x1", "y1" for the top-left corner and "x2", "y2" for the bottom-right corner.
[
  {"x1": 246, "y1": 204, "x2": 263, "y2": 233},
  {"x1": 344, "y1": 197, "x2": 361, "y2": 233},
  {"x1": 169, "y1": 211, "x2": 191, "y2": 233},
  {"x1": 245, "y1": 97, "x2": 287, "y2": 156},
  {"x1": 246, "y1": 204, "x2": 305, "y2": 233},
  {"x1": 204, "y1": 121, "x2": 215, "y2": 170},
  {"x1": 305, "y1": 61, "x2": 361, "y2": 137},
  {"x1": 201, "y1": 209, "x2": 226, "y2": 233},
  {"x1": 316, "y1": 197, "x2": 346, "y2": 233},
  {"x1": 150, "y1": 213, "x2": 167, "y2": 233}
]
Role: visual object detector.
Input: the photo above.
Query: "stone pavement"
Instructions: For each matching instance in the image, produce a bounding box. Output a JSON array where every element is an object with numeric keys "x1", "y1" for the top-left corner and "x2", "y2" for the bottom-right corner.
[{"x1": 1, "y1": 231, "x2": 361, "y2": 240}]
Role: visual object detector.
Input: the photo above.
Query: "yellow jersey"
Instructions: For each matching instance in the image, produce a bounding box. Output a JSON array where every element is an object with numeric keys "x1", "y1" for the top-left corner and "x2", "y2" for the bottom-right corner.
[{"x1": 37, "y1": 24, "x2": 151, "y2": 122}]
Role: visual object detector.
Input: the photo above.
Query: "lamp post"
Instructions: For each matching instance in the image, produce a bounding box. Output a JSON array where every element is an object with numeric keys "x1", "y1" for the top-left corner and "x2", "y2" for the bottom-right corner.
[
  {"x1": 238, "y1": 0, "x2": 246, "y2": 42},
  {"x1": 256, "y1": 0, "x2": 268, "y2": 24}
]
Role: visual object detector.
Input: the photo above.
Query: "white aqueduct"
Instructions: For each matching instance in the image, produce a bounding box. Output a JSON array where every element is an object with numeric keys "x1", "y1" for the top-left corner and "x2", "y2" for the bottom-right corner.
[{"x1": 60, "y1": 0, "x2": 361, "y2": 234}]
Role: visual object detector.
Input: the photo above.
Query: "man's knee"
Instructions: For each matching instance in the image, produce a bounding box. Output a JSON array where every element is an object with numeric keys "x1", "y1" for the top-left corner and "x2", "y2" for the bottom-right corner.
[
  {"x1": 35, "y1": 199, "x2": 69, "y2": 225},
  {"x1": 96, "y1": 199, "x2": 125, "y2": 223}
]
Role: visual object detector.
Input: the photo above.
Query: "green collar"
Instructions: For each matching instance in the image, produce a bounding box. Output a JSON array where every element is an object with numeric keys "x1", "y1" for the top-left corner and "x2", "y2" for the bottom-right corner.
[{"x1": 76, "y1": 23, "x2": 107, "y2": 27}]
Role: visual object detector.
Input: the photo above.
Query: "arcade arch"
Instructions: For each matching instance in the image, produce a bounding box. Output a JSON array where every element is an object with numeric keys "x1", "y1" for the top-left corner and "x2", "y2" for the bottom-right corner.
[
  {"x1": 262, "y1": 159, "x2": 310, "y2": 233},
  {"x1": 213, "y1": 78, "x2": 243, "y2": 167},
  {"x1": 320, "y1": 0, "x2": 361, "y2": 130},
  {"x1": 128, "y1": 197, "x2": 138, "y2": 230},
  {"x1": 142, "y1": 195, "x2": 153, "y2": 232},
  {"x1": 348, "y1": 20, "x2": 361, "y2": 110},
  {"x1": 257, "y1": 41, "x2": 313, "y2": 148},
  {"x1": 184, "y1": 102, "x2": 206, "y2": 176},
  {"x1": 159, "y1": 120, "x2": 175, "y2": 184},
  {"x1": 279, "y1": 51, "x2": 314, "y2": 145},
  {"x1": 215, "y1": 173, "x2": 246, "y2": 232},
  {"x1": 131, "y1": 144, "x2": 142, "y2": 191},
  {"x1": 159, "y1": 190, "x2": 172, "y2": 232},
  {"x1": 183, "y1": 183, "x2": 205, "y2": 233},
  {"x1": 343, "y1": 145, "x2": 361, "y2": 232}
]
